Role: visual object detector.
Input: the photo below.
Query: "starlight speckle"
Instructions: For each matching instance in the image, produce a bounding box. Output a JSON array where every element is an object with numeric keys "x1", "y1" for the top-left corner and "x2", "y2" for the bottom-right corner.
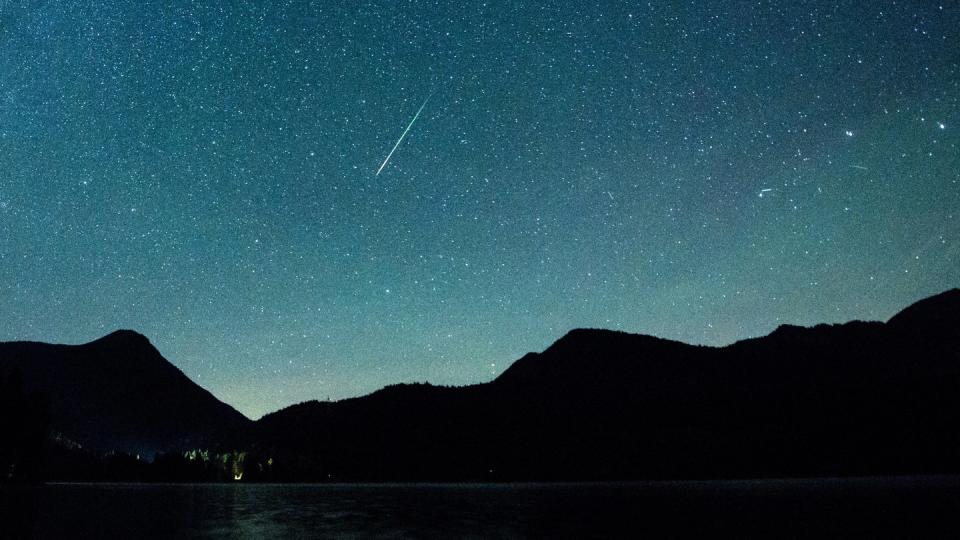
[{"x1": 0, "y1": 2, "x2": 957, "y2": 419}]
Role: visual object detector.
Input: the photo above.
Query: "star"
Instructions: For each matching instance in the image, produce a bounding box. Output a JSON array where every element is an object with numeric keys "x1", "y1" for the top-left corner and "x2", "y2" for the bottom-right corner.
[{"x1": 0, "y1": 0, "x2": 956, "y2": 419}]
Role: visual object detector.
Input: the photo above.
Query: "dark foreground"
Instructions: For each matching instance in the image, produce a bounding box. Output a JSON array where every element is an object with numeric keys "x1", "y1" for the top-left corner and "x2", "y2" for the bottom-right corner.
[{"x1": 3, "y1": 477, "x2": 960, "y2": 539}]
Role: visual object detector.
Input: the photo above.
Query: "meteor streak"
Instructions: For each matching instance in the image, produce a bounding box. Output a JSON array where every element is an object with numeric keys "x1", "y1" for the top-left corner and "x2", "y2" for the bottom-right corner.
[{"x1": 376, "y1": 92, "x2": 433, "y2": 176}]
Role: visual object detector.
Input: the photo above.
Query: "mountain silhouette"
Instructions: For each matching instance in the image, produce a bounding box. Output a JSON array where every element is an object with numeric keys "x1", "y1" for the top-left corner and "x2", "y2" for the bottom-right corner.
[
  {"x1": 0, "y1": 330, "x2": 250, "y2": 458},
  {"x1": 253, "y1": 289, "x2": 960, "y2": 480},
  {"x1": 1, "y1": 289, "x2": 958, "y2": 481}
]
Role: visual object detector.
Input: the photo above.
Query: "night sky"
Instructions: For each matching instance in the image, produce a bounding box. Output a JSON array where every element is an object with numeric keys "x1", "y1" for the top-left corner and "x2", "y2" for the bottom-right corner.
[{"x1": 1, "y1": 1, "x2": 957, "y2": 418}]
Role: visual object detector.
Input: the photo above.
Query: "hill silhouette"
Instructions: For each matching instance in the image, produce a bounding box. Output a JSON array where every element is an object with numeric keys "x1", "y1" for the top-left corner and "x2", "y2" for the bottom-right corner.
[
  {"x1": 0, "y1": 330, "x2": 250, "y2": 459},
  {"x1": 254, "y1": 289, "x2": 960, "y2": 480},
  {"x1": 1, "y1": 289, "x2": 958, "y2": 481}
]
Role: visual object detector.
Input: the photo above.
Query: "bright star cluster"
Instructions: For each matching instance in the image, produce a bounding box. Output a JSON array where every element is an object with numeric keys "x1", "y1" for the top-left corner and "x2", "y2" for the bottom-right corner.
[{"x1": 1, "y1": 2, "x2": 957, "y2": 418}]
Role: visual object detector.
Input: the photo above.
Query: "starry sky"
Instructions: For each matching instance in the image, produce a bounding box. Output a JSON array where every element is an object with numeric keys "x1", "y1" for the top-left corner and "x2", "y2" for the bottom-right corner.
[{"x1": 1, "y1": 1, "x2": 957, "y2": 419}]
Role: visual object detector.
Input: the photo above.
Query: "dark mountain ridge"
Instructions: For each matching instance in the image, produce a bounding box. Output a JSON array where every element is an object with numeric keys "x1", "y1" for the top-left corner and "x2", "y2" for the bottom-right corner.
[
  {"x1": 254, "y1": 289, "x2": 960, "y2": 480},
  {"x1": 1, "y1": 289, "x2": 958, "y2": 481},
  {"x1": 0, "y1": 330, "x2": 250, "y2": 458}
]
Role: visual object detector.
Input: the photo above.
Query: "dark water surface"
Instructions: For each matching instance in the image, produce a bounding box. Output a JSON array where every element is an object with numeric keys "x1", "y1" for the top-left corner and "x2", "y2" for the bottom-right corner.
[{"x1": 3, "y1": 477, "x2": 960, "y2": 538}]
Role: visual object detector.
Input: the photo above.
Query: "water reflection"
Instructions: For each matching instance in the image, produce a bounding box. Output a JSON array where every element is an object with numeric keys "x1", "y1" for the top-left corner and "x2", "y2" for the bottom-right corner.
[{"x1": 3, "y1": 478, "x2": 960, "y2": 538}]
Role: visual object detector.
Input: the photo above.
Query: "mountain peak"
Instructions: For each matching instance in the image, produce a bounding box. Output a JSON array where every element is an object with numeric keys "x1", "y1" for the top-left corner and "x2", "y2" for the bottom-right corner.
[
  {"x1": 88, "y1": 329, "x2": 152, "y2": 348},
  {"x1": 0, "y1": 328, "x2": 250, "y2": 456},
  {"x1": 549, "y1": 327, "x2": 670, "y2": 349},
  {"x1": 769, "y1": 323, "x2": 806, "y2": 337},
  {"x1": 886, "y1": 288, "x2": 960, "y2": 333}
]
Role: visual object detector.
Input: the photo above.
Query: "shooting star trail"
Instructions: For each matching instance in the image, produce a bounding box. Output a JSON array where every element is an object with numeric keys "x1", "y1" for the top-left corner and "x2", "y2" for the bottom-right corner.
[
  {"x1": 376, "y1": 92, "x2": 433, "y2": 176},
  {"x1": 850, "y1": 164, "x2": 869, "y2": 171}
]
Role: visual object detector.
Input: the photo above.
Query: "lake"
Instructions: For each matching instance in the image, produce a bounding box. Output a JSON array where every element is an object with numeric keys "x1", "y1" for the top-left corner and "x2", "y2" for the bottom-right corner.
[{"x1": 3, "y1": 477, "x2": 960, "y2": 538}]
